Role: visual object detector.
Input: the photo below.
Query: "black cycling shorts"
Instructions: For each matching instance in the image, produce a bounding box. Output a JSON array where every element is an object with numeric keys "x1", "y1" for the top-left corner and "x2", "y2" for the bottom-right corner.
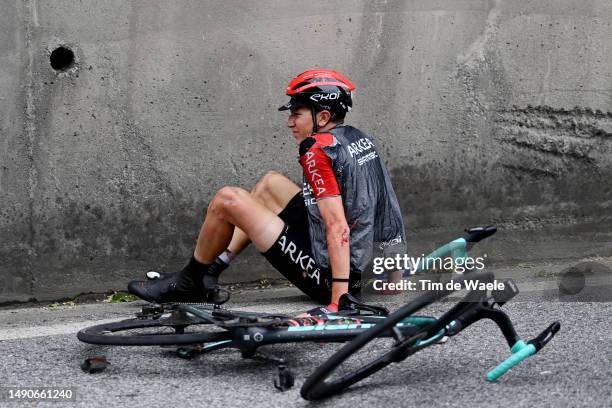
[{"x1": 263, "y1": 192, "x2": 361, "y2": 304}]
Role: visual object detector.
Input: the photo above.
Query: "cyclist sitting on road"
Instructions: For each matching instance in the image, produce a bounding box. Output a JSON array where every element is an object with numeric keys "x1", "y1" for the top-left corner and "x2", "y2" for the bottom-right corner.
[{"x1": 128, "y1": 69, "x2": 407, "y2": 315}]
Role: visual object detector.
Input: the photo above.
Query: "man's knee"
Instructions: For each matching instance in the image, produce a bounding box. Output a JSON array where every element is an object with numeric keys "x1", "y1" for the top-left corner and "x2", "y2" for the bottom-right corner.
[{"x1": 209, "y1": 186, "x2": 248, "y2": 216}]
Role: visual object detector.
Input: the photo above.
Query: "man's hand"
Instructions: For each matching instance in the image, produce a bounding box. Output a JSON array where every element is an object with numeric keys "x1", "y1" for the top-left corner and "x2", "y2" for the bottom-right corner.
[{"x1": 297, "y1": 302, "x2": 339, "y2": 317}]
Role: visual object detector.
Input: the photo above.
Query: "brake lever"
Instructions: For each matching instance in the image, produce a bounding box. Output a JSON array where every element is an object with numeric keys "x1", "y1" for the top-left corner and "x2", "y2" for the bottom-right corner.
[{"x1": 528, "y1": 321, "x2": 561, "y2": 351}]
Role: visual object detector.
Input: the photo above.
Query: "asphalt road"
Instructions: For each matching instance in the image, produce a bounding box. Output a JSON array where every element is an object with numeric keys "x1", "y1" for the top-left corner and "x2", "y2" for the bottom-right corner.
[{"x1": 1, "y1": 271, "x2": 611, "y2": 408}]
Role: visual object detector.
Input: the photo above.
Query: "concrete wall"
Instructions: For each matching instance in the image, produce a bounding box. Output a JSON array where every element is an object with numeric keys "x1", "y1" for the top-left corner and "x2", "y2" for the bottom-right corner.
[{"x1": 1, "y1": 0, "x2": 611, "y2": 303}]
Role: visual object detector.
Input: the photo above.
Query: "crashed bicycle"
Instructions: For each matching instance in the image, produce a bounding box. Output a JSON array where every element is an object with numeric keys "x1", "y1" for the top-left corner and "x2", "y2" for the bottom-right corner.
[{"x1": 77, "y1": 226, "x2": 560, "y2": 395}]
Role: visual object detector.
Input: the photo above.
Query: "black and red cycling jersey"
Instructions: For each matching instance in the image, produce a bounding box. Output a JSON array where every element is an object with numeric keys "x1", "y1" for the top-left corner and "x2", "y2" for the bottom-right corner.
[
  {"x1": 299, "y1": 132, "x2": 340, "y2": 201},
  {"x1": 298, "y1": 125, "x2": 406, "y2": 275}
]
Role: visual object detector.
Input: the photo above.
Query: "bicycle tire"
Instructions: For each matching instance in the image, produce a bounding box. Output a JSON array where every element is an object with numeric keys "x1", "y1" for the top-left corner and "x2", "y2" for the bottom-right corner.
[
  {"x1": 301, "y1": 270, "x2": 492, "y2": 400},
  {"x1": 77, "y1": 317, "x2": 232, "y2": 346}
]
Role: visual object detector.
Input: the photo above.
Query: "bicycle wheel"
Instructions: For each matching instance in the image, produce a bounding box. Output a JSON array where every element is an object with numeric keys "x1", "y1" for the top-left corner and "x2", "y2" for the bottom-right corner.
[
  {"x1": 77, "y1": 316, "x2": 232, "y2": 346},
  {"x1": 301, "y1": 270, "x2": 492, "y2": 400}
]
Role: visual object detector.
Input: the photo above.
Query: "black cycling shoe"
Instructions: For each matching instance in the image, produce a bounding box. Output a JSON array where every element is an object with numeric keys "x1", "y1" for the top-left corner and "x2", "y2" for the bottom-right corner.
[
  {"x1": 130, "y1": 257, "x2": 232, "y2": 304},
  {"x1": 145, "y1": 258, "x2": 229, "y2": 281},
  {"x1": 128, "y1": 266, "x2": 210, "y2": 303}
]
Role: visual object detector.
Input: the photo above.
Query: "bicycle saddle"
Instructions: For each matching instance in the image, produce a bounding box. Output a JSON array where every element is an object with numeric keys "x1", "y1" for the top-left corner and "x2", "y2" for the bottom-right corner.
[{"x1": 338, "y1": 293, "x2": 389, "y2": 316}]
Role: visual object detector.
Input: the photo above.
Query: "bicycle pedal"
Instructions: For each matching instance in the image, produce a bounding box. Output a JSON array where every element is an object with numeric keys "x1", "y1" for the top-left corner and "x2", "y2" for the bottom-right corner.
[{"x1": 136, "y1": 304, "x2": 164, "y2": 319}]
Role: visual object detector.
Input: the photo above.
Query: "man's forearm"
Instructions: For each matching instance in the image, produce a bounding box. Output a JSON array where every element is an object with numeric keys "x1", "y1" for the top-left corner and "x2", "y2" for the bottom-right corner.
[
  {"x1": 326, "y1": 224, "x2": 351, "y2": 304},
  {"x1": 317, "y1": 196, "x2": 351, "y2": 306}
]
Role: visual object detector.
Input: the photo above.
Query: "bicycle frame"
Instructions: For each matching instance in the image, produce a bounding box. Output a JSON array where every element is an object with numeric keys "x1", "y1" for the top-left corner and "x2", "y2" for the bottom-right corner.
[
  {"x1": 152, "y1": 226, "x2": 500, "y2": 356},
  {"x1": 169, "y1": 303, "x2": 435, "y2": 357}
]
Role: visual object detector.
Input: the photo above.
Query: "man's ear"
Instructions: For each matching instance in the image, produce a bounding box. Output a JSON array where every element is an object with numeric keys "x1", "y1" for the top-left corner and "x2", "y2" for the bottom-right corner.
[{"x1": 317, "y1": 110, "x2": 332, "y2": 127}]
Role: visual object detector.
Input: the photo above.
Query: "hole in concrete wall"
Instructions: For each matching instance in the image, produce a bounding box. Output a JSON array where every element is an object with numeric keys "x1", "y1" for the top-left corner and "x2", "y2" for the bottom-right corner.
[{"x1": 50, "y1": 46, "x2": 75, "y2": 71}]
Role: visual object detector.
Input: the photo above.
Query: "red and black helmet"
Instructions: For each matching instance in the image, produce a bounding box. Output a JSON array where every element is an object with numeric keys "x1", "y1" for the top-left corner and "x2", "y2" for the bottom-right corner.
[{"x1": 279, "y1": 69, "x2": 356, "y2": 123}]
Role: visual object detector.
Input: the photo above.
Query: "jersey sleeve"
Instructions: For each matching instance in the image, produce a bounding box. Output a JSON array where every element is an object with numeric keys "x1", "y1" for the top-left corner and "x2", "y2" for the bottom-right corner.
[{"x1": 299, "y1": 134, "x2": 340, "y2": 200}]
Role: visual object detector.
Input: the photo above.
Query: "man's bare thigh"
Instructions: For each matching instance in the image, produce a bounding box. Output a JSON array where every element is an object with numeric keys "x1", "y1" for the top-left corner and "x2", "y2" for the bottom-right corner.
[{"x1": 253, "y1": 171, "x2": 301, "y2": 214}]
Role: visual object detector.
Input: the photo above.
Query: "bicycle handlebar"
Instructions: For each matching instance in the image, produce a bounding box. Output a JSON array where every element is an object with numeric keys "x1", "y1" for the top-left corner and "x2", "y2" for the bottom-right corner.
[
  {"x1": 486, "y1": 340, "x2": 536, "y2": 382},
  {"x1": 487, "y1": 321, "x2": 560, "y2": 382},
  {"x1": 411, "y1": 225, "x2": 497, "y2": 275}
]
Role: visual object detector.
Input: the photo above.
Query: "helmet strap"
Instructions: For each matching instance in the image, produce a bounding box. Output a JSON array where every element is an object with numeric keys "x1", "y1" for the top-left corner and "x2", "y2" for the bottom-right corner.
[{"x1": 310, "y1": 107, "x2": 319, "y2": 134}]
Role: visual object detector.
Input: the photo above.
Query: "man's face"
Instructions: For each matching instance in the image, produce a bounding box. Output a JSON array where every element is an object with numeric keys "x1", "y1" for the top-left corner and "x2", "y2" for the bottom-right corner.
[{"x1": 286, "y1": 107, "x2": 313, "y2": 144}]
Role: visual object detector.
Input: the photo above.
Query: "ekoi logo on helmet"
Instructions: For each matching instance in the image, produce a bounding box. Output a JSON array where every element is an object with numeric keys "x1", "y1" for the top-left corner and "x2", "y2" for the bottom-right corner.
[{"x1": 309, "y1": 93, "x2": 341, "y2": 102}]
